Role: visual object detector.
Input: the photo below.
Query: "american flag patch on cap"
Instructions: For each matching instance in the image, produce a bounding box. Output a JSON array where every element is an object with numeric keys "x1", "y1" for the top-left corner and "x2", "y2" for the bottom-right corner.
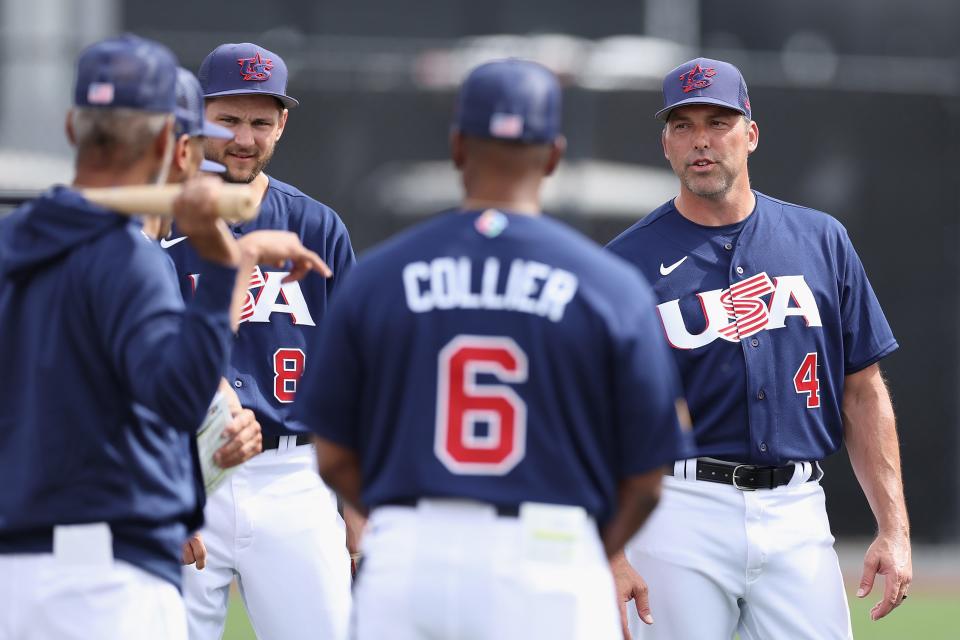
[
  {"x1": 87, "y1": 82, "x2": 115, "y2": 105},
  {"x1": 489, "y1": 113, "x2": 524, "y2": 139}
]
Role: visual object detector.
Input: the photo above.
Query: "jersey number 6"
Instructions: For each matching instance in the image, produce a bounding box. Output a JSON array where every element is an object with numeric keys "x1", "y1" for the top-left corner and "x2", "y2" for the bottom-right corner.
[
  {"x1": 793, "y1": 352, "x2": 821, "y2": 409},
  {"x1": 435, "y1": 335, "x2": 528, "y2": 475}
]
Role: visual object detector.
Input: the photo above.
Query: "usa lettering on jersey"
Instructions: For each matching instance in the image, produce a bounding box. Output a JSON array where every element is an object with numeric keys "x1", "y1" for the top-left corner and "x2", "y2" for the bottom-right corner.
[
  {"x1": 402, "y1": 256, "x2": 579, "y2": 322},
  {"x1": 658, "y1": 272, "x2": 821, "y2": 349},
  {"x1": 191, "y1": 268, "x2": 316, "y2": 326}
]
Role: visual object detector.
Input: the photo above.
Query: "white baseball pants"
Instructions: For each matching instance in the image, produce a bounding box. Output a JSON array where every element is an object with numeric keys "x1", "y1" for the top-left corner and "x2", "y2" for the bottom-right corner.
[
  {"x1": 625, "y1": 466, "x2": 852, "y2": 640},
  {"x1": 352, "y1": 499, "x2": 621, "y2": 640},
  {"x1": 0, "y1": 533, "x2": 185, "y2": 640},
  {"x1": 182, "y1": 441, "x2": 351, "y2": 640}
]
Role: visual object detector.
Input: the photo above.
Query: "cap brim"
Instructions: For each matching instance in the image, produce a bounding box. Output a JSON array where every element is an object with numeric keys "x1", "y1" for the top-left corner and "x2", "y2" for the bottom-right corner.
[
  {"x1": 200, "y1": 159, "x2": 227, "y2": 173},
  {"x1": 201, "y1": 120, "x2": 234, "y2": 139},
  {"x1": 203, "y1": 88, "x2": 299, "y2": 109},
  {"x1": 655, "y1": 96, "x2": 748, "y2": 120}
]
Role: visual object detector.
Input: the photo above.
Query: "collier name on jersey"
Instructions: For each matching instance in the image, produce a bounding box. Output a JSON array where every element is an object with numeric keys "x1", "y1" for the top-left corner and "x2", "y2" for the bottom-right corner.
[
  {"x1": 402, "y1": 256, "x2": 579, "y2": 322},
  {"x1": 659, "y1": 271, "x2": 821, "y2": 349}
]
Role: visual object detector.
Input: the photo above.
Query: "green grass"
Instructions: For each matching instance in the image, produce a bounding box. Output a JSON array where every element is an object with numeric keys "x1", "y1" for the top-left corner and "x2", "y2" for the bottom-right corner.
[
  {"x1": 847, "y1": 592, "x2": 956, "y2": 640},
  {"x1": 224, "y1": 594, "x2": 256, "y2": 640},
  {"x1": 222, "y1": 589, "x2": 957, "y2": 640}
]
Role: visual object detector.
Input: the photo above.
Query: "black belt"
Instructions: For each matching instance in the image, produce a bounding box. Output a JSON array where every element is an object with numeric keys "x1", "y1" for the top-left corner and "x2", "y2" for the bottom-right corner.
[
  {"x1": 681, "y1": 459, "x2": 823, "y2": 491},
  {"x1": 261, "y1": 434, "x2": 312, "y2": 451},
  {"x1": 381, "y1": 498, "x2": 521, "y2": 518}
]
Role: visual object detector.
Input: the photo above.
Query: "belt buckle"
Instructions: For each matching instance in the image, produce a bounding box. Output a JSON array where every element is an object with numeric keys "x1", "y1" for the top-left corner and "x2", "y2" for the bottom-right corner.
[{"x1": 731, "y1": 464, "x2": 757, "y2": 491}]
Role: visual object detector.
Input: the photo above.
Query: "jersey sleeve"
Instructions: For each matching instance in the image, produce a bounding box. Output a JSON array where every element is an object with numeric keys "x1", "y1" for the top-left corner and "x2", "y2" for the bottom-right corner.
[
  {"x1": 837, "y1": 230, "x2": 898, "y2": 373},
  {"x1": 612, "y1": 283, "x2": 696, "y2": 477},
  {"x1": 292, "y1": 281, "x2": 363, "y2": 449},
  {"x1": 90, "y1": 238, "x2": 236, "y2": 432},
  {"x1": 323, "y1": 211, "x2": 357, "y2": 298}
]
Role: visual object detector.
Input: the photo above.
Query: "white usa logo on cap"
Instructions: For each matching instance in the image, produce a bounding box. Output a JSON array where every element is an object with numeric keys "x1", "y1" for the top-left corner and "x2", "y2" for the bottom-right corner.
[
  {"x1": 489, "y1": 113, "x2": 523, "y2": 138},
  {"x1": 87, "y1": 82, "x2": 115, "y2": 105}
]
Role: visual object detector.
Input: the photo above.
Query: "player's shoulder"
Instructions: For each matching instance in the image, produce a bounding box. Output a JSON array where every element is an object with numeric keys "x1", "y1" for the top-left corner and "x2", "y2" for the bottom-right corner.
[
  {"x1": 605, "y1": 198, "x2": 676, "y2": 252},
  {"x1": 534, "y1": 213, "x2": 653, "y2": 288},
  {"x1": 754, "y1": 191, "x2": 848, "y2": 237},
  {"x1": 263, "y1": 176, "x2": 347, "y2": 229},
  {"x1": 357, "y1": 208, "x2": 637, "y2": 274},
  {"x1": 1, "y1": 187, "x2": 145, "y2": 271},
  {"x1": 351, "y1": 209, "x2": 462, "y2": 272}
]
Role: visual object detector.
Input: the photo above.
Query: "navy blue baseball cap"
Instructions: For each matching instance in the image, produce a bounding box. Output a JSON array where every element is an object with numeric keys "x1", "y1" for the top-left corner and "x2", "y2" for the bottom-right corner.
[
  {"x1": 656, "y1": 57, "x2": 751, "y2": 121},
  {"x1": 74, "y1": 34, "x2": 178, "y2": 112},
  {"x1": 175, "y1": 68, "x2": 233, "y2": 141},
  {"x1": 198, "y1": 43, "x2": 299, "y2": 109},
  {"x1": 453, "y1": 59, "x2": 561, "y2": 144}
]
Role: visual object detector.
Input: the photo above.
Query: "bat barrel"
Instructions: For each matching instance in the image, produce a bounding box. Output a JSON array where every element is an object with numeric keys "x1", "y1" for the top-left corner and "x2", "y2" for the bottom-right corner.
[{"x1": 81, "y1": 184, "x2": 259, "y2": 222}]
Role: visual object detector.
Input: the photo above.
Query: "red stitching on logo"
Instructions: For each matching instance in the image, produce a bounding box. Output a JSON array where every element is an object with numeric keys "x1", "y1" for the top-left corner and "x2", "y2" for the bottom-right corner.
[
  {"x1": 679, "y1": 64, "x2": 716, "y2": 93},
  {"x1": 237, "y1": 52, "x2": 273, "y2": 81}
]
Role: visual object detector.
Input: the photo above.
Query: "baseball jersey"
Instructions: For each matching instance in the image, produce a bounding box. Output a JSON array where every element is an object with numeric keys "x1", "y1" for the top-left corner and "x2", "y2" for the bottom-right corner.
[
  {"x1": 606, "y1": 191, "x2": 898, "y2": 465},
  {"x1": 293, "y1": 209, "x2": 694, "y2": 524},
  {"x1": 0, "y1": 186, "x2": 236, "y2": 587},
  {"x1": 165, "y1": 176, "x2": 355, "y2": 437}
]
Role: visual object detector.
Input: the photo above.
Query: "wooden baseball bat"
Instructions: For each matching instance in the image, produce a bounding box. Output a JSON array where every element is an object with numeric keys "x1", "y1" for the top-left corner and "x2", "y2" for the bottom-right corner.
[{"x1": 81, "y1": 184, "x2": 260, "y2": 223}]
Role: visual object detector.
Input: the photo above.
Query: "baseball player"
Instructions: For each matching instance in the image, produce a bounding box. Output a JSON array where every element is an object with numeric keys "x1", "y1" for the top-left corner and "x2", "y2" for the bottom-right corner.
[
  {"x1": 606, "y1": 57, "x2": 911, "y2": 639},
  {"x1": 155, "y1": 67, "x2": 331, "y2": 572},
  {"x1": 292, "y1": 58, "x2": 694, "y2": 640},
  {"x1": 164, "y1": 43, "x2": 357, "y2": 640},
  {"x1": 0, "y1": 35, "x2": 242, "y2": 640}
]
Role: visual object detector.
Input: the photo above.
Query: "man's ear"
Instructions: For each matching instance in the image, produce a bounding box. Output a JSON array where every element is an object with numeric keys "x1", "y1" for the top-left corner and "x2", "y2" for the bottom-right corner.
[
  {"x1": 65, "y1": 110, "x2": 76, "y2": 146},
  {"x1": 450, "y1": 129, "x2": 466, "y2": 170},
  {"x1": 275, "y1": 108, "x2": 289, "y2": 142},
  {"x1": 747, "y1": 119, "x2": 759, "y2": 155},
  {"x1": 544, "y1": 135, "x2": 567, "y2": 177},
  {"x1": 174, "y1": 134, "x2": 191, "y2": 171}
]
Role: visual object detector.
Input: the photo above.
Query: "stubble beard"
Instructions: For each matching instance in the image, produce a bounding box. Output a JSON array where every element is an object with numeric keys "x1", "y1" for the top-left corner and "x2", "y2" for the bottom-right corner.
[
  {"x1": 680, "y1": 162, "x2": 738, "y2": 200},
  {"x1": 207, "y1": 142, "x2": 277, "y2": 185}
]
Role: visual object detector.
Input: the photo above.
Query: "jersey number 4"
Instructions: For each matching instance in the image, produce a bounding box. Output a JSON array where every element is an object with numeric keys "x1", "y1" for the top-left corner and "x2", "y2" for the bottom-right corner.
[
  {"x1": 435, "y1": 335, "x2": 528, "y2": 475},
  {"x1": 793, "y1": 352, "x2": 821, "y2": 409}
]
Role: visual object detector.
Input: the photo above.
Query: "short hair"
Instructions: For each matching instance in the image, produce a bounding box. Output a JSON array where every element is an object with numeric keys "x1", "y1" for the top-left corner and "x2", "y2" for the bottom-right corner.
[{"x1": 70, "y1": 107, "x2": 172, "y2": 169}]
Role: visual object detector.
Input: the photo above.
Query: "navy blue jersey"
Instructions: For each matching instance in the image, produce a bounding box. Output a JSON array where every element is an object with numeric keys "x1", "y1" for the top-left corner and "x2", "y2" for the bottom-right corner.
[
  {"x1": 0, "y1": 187, "x2": 236, "y2": 587},
  {"x1": 293, "y1": 209, "x2": 693, "y2": 524},
  {"x1": 606, "y1": 192, "x2": 898, "y2": 465},
  {"x1": 165, "y1": 176, "x2": 355, "y2": 436}
]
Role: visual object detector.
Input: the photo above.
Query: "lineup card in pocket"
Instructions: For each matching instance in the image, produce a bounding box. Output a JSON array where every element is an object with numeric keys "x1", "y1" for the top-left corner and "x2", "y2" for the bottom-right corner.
[
  {"x1": 196, "y1": 392, "x2": 235, "y2": 495},
  {"x1": 519, "y1": 502, "x2": 587, "y2": 565}
]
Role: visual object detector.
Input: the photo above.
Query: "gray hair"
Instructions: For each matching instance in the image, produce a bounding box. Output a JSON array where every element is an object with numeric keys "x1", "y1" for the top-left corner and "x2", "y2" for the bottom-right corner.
[{"x1": 70, "y1": 107, "x2": 173, "y2": 169}]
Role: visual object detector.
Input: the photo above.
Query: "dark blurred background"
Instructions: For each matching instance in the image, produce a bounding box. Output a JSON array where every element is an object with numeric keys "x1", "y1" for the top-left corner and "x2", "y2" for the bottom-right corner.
[{"x1": 2, "y1": 0, "x2": 957, "y2": 542}]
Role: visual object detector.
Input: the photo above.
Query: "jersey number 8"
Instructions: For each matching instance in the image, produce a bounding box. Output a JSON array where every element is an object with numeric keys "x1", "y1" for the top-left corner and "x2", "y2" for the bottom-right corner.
[
  {"x1": 273, "y1": 348, "x2": 305, "y2": 403},
  {"x1": 435, "y1": 335, "x2": 528, "y2": 475}
]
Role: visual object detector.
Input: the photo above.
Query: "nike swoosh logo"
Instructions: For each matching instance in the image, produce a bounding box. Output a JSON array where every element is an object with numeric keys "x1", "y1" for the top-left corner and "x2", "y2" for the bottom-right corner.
[
  {"x1": 659, "y1": 256, "x2": 688, "y2": 276},
  {"x1": 159, "y1": 236, "x2": 188, "y2": 249}
]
